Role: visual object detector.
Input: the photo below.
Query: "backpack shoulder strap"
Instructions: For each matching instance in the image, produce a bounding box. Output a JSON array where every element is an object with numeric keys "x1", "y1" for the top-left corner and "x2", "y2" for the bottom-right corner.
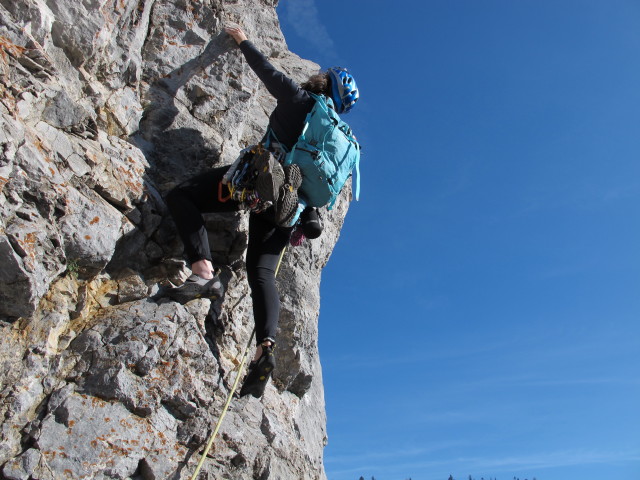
[
  {"x1": 262, "y1": 128, "x2": 284, "y2": 152},
  {"x1": 265, "y1": 93, "x2": 324, "y2": 151}
]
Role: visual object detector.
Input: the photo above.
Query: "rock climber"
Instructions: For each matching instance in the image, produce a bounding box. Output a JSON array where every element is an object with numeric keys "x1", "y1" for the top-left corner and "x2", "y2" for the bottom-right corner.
[{"x1": 163, "y1": 26, "x2": 358, "y2": 398}]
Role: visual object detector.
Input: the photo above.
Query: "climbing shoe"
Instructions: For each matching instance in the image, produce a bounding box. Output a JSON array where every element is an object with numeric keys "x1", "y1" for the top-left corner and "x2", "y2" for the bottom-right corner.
[
  {"x1": 271, "y1": 164, "x2": 302, "y2": 226},
  {"x1": 254, "y1": 150, "x2": 285, "y2": 203},
  {"x1": 255, "y1": 159, "x2": 285, "y2": 204},
  {"x1": 240, "y1": 344, "x2": 276, "y2": 398},
  {"x1": 164, "y1": 274, "x2": 223, "y2": 304},
  {"x1": 283, "y1": 163, "x2": 303, "y2": 190},
  {"x1": 274, "y1": 184, "x2": 299, "y2": 227}
]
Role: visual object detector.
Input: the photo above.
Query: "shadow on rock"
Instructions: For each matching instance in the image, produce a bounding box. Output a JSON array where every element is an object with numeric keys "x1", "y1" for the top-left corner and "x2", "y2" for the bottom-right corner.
[
  {"x1": 102, "y1": 32, "x2": 249, "y2": 350},
  {"x1": 132, "y1": 32, "x2": 233, "y2": 186}
]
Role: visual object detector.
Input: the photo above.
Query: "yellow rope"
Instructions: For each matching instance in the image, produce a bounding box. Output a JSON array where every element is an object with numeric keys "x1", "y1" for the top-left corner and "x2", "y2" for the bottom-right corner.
[
  {"x1": 274, "y1": 246, "x2": 286, "y2": 276},
  {"x1": 190, "y1": 246, "x2": 287, "y2": 480}
]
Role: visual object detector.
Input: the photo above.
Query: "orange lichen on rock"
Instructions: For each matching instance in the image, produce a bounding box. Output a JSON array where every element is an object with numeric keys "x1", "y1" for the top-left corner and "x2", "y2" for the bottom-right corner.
[
  {"x1": 149, "y1": 330, "x2": 168, "y2": 345},
  {"x1": 0, "y1": 35, "x2": 25, "y2": 73}
]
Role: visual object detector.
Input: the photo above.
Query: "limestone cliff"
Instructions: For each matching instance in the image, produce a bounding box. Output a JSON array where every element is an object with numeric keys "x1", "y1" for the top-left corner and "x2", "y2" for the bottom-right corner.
[{"x1": 0, "y1": 1, "x2": 350, "y2": 478}]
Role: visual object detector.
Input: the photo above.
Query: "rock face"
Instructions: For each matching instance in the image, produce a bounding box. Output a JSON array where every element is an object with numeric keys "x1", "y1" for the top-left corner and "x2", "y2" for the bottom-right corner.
[{"x1": 0, "y1": 1, "x2": 351, "y2": 478}]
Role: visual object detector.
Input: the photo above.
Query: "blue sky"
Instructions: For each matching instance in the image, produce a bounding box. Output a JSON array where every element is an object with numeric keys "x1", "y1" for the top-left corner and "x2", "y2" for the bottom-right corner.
[{"x1": 277, "y1": 1, "x2": 640, "y2": 480}]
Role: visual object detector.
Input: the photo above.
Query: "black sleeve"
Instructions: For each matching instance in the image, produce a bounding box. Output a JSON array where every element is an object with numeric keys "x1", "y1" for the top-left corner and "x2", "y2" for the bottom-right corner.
[{"x1": 238, "y1": 41, "x2": 301, "y2": 101}]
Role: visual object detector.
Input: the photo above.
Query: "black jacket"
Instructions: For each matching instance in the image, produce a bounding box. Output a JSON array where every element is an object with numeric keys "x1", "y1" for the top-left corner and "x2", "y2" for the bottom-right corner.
[{"x1": 239, "y1": 41, "x2": 315, "y2": 151}]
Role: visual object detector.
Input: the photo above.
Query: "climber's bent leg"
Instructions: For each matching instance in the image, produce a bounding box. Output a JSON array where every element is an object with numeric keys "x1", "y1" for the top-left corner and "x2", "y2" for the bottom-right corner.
[
  {"x1": 166, "y1": 166, "x2": 239, "y2": 265},
  {"x1": 164, "y1": 167, "x2": 239, "y2": 302}
]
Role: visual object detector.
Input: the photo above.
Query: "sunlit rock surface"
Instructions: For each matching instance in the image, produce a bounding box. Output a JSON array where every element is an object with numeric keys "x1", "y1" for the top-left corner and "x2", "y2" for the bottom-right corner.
[{"x1": 0, "y1": 1, "x2": 351, "y2": 478}]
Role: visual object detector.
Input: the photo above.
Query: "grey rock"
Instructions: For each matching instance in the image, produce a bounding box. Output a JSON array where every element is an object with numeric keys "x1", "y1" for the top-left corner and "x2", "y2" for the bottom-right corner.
[
  {"x1": 0, "y1": 236, "x2": 35, "y2": 317},
  {"x1": 115, "y1": 271, "x2": 149, "y2": 303},
  {"x1": 35, "y1": 121, "x2": 76, "y2": 167},
  {"x1": 86, "y1": 134, "x2": 150, "y2": 210},
  {"x1": 41, "y1": 88, "x2": 91, "y2": 130},
  {"x1": 0, "y1": 216, "x2": 66, "y2": 318},
  {"x1": 0, "y1": 424, "x2": 21, "y2": 471},
  {"x1": 1, "y1": 448, "x2": 42, "y2": 480},
  {"x1": 135, "y1": 345, "x2": 160, "y2": 376},
  {"x1": 36, "y1": 392, "x2": 186, "y2": 480},
  {"x1": 0, "y1": 0, "x2": 355, "y2": 477},
  {"x1": 58, "y1": 185, "x2": 126, "y2": 271},
  {"x1": 0, "y1": 0, "x2": 55, "y2": 46},
  {"x1": 69, "y1": 329, "x2": 103, "y2": 354},
  {"x1": 103, "y1": 88, "x2": 145, "y2": 136}
]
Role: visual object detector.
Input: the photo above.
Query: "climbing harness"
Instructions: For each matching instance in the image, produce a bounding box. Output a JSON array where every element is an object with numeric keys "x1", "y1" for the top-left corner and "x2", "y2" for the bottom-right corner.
[{"x1": 189, "y1": 247, "x2": 287, "y2": 480}]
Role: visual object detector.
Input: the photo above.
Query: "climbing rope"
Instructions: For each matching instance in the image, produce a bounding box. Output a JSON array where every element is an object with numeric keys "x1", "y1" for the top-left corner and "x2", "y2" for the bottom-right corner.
[{"x1": 190, "y1": 246, "x2": 287, "y2": 480}]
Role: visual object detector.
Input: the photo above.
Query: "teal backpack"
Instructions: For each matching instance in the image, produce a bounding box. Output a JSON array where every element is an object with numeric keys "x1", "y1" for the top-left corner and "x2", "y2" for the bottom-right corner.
[{"x1": 269, "y1": 93, "x2": 361, "y2": 216}]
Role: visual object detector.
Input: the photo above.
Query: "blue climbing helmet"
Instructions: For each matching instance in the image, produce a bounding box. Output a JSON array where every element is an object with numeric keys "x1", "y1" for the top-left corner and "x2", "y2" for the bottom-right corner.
[{"x1": 328, "y1": 67, "x2": 359, "y2": 114}]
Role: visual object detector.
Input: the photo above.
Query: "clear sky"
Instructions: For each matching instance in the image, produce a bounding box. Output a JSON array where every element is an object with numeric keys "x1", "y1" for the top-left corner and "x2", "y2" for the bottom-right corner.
[{"x1": 277, "y1": 1, "x2": 640, "y2": 480}]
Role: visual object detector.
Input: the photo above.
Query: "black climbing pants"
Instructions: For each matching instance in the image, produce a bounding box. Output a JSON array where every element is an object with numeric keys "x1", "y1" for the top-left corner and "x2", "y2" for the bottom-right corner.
[{"x1": 165, "y1": 166, "x2": 292, "y2": 344}]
